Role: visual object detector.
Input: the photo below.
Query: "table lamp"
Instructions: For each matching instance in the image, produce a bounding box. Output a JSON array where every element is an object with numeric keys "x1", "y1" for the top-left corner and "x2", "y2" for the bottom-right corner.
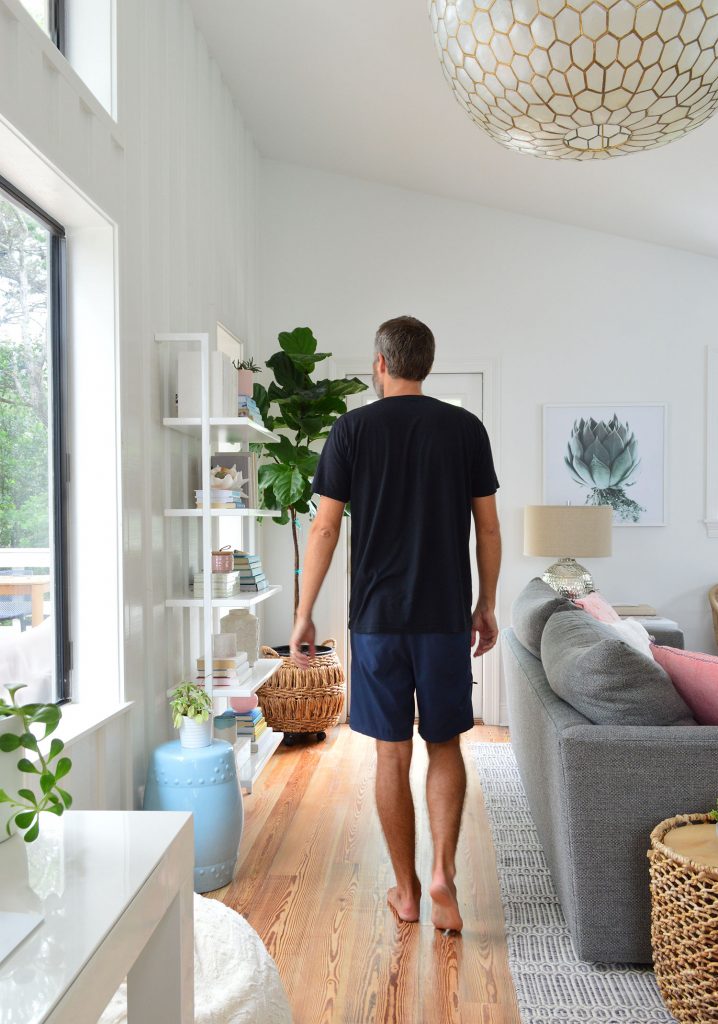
[{"x1": 523, "y1": 505, "x2": 613, "y2": 599}]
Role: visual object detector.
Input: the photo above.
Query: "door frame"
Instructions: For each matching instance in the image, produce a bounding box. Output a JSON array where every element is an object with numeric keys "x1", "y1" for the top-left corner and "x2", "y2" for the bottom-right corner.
[{"x1": 330, "y1": 357, "x2": 503, "y2": 727}]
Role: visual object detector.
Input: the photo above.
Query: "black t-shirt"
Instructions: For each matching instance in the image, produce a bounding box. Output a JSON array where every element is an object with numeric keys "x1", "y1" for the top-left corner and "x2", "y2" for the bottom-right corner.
[{"x1": 312, "y1": 395, "x2": 499, "y2": 634}]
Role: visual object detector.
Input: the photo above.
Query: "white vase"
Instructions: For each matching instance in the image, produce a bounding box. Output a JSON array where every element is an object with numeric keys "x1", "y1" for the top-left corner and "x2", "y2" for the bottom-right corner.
[
  {"x1": 220, "y1": 609, "x2": 259, "y2": 666},
  {"x1": 179, "y1": 716, "x2": 212, "y2": 749},
  {"x1": 0, "y1": 716, "x2": 22, "y2": 843}
]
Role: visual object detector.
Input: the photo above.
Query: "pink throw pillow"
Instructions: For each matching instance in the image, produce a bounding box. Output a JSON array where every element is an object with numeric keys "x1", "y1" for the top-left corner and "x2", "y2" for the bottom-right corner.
[
  {"x1": 573, "y1": 592, "x2": 621, "y2": 624},
  {"x1": 651, "y1": 645, "x2": 718, "y2": 725}
]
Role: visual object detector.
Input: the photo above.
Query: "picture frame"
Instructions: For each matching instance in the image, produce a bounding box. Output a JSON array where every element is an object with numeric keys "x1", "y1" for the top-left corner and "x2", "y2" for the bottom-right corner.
[{"x1": 543, "y1": 403, "x2": 667, "y2": 527}]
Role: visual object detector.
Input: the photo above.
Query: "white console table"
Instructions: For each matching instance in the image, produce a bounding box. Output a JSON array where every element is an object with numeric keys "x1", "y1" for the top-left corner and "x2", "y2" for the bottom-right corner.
[{"x1": 0, "y1": 811, "x2": 194, "y2": 1024}]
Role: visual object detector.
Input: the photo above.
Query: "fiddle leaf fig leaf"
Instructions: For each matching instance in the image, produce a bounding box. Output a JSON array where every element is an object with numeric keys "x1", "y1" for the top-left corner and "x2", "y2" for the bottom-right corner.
[
  {"x1": 266, "y1": 352, "x2": 307, "y2": 392},
  {"x1": 278, "y1": 326, "x2": 317, "y2": 356},
  {"x1": 272, "y1": 465, "x2": 305, "y2": 507}
]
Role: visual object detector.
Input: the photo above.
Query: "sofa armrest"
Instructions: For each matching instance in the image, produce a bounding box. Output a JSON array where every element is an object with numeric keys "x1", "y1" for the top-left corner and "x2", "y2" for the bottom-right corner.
[{"x1": 556, "y1": 724, "x2": 718, "y2": 961}]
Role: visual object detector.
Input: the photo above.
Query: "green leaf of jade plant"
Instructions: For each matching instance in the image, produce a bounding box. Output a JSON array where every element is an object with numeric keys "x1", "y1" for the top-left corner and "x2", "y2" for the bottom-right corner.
[{"x1": 0, "y1": 684, "x2": 73, "y2": 843}]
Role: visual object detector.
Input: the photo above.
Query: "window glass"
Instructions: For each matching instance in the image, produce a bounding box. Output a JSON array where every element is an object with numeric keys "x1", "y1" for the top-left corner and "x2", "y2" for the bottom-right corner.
[
  {"x1": 0, "y1": 192, "x2": 60, "y2": 703},
  {"x1": 19, "y1": 0, "x2": 48, "y2": 32}
]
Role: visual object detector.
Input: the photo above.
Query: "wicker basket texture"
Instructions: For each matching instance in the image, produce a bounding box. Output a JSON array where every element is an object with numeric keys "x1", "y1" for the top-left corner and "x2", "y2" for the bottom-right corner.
[
  {"x1": 648, "y1": 813, "x2": 718, "y2": 1024},
  {"x1": 257, "y1": 638, "x2": 345, "y2": 734}
]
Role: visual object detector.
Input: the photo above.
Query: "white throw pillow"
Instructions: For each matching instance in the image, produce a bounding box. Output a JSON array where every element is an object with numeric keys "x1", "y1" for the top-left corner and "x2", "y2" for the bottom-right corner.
[{"x1": 607, "y1": 618, "x2": 654, "y2": 659}]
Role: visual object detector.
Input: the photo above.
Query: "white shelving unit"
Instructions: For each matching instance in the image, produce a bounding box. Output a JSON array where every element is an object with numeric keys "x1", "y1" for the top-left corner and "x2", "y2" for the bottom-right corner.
[
  {"x1": 156, "y1": 330, "x2": 285, "y2": 791},
  {"x1": 239, "y1": 728, "x2": 284, "y2": 794}
]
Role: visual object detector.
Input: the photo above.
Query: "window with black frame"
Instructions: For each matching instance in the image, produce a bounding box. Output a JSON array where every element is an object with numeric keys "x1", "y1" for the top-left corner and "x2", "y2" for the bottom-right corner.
[
  {"x1": 18, "y1": 0, "x2": 65, "y2": 51},
  {"x1": 0, "y1": 178, "x2": 69, "y2": 704}
]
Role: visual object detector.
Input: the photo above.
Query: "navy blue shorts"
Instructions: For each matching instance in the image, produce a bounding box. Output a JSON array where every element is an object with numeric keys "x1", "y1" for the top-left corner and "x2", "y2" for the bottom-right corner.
[{"x1": 349, "y1": 632, "x2": 474, "y2": 743}]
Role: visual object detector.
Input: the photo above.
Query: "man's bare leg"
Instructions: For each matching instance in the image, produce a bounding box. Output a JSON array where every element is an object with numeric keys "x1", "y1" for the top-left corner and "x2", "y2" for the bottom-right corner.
[
  {"x1": 426, "y1": 736, "x2": 466, "y2": 932},
  {"x1": 375, "y1": 738, "x2": 422, "y2": 922}
]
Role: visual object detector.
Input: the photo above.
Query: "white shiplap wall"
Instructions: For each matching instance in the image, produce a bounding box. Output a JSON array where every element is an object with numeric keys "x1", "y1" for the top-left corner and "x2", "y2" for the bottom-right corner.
[{"x1": 0, "y1": 0, "x2": 260, "y2": 806}]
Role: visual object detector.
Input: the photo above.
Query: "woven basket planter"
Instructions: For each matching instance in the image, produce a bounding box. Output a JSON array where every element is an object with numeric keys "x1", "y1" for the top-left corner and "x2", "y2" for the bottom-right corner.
[
  {"x1": 648, "y1": 813, "x2": 718, "y2": 1024},
  {"x1": 257, "y1": 638, "x2": 345, "y2": 734}
]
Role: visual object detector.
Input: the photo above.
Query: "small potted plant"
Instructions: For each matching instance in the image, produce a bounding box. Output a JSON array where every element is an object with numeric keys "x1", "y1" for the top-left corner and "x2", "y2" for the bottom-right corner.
[
  {"x1": 0, "y1": 685, "x2": 72, "y2": 843},
  {"x1": 233, "y1": 357, "x2": 262, "y2": 398},
  {"x1": 170, "y1": 682, "x2": 213, "y2": 748},
  {"x1": 709, "y1": 797, "x2": 718, "y2": 836}
]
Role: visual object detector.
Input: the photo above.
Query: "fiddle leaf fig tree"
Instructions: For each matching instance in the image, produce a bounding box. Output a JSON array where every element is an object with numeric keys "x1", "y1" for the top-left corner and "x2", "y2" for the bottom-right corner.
[{"x1": 254, "y1": 327, "x2": 368, "y2": 618}]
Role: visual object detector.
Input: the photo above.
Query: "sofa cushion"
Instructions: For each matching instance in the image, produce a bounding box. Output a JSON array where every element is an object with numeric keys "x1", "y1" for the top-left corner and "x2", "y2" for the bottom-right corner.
[
  {"x1": 541, "y1": 609, "x2": 696, "y2": 726},
  {"x1": 511, "y1": 577, "x2": 574, "y2": 658},
  {"x1": 573, "y1": 591, "x2": 621, "y2": 624},
  {"x1": 651, "y1": 644, "x2": 718, "y2": 725}
]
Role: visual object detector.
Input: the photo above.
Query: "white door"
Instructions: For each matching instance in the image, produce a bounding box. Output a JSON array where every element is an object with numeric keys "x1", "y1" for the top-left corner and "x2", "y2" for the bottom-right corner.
[{"x1": 342, "y1": 373, "x2": 485, "y2": 720}]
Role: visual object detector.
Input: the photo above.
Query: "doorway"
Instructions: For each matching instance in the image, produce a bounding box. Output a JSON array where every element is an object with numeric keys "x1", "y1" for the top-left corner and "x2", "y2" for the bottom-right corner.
[{"x1": 340, "y1": 372, "x2": 486, "y2": 721}]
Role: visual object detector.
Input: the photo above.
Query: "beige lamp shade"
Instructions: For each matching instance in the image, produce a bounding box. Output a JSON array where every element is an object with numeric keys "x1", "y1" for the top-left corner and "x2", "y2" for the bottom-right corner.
[{"x1": 524, "y1": 505, "x2": 613, "y2": 559}]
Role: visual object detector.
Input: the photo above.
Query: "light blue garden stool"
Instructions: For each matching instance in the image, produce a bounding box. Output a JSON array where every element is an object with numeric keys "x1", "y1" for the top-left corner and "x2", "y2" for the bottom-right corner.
[{"x1": 143, "y1": 739, "x2": 243, "y2": 893}]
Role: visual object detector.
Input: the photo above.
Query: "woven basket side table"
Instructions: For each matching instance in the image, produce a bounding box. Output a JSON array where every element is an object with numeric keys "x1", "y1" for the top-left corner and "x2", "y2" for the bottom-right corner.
[{"x1": 648, "y1": 813, "x2": 718, "y2": 1024}]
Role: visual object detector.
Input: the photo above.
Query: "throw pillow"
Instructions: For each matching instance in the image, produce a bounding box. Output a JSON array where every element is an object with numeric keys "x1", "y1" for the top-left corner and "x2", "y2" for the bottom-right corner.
[
  {"x1": 511, "y1": 577, "x2": 574, "y2": 658},
  {"x1": 607, "y1": 619, "x2": 655, "y2": 659},
  {"x1": 573, "y1": 591, "x2": 621, "y2": 624},
  {"x1": 651, "y1": 645, "x2": 718, "y2": 725},
  {"x1": 541, "y1": 608, "x2": 696, "y2": 726}
]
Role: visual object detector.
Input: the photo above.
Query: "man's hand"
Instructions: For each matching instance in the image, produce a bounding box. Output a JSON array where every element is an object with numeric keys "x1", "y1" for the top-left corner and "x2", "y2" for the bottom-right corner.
[
  {"x1": 471, "y1": 604, "x2": 498, "y2": 657},
  {"x1": 289, "y1": 614, "x2": 317, "y2": 668}
]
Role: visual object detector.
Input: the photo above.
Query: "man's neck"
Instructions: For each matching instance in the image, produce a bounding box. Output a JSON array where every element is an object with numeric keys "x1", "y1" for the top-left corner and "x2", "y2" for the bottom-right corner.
[{"x1": 382, "y1": 379, "x2": 424, "y2": 398}]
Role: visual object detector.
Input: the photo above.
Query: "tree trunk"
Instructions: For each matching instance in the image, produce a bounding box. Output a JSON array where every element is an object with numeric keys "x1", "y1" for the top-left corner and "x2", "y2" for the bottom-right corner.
[{"x1": 290, "y1": 506, "x2": 300, "y2": 620}]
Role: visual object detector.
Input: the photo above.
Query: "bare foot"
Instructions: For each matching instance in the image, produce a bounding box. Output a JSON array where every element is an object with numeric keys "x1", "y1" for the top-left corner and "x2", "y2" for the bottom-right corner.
[
  {"x1": 387, "y1": 885, "x2": 421, "y2": 923},
  {"x1": 429, "y1": 878, "x2": 463, "y2": 933}
]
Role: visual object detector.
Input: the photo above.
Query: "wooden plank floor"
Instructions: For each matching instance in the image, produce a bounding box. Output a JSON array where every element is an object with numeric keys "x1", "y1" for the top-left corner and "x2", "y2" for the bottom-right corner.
[{"x1": 208, "y1": 724, "x2": 520, "y2": 1024}]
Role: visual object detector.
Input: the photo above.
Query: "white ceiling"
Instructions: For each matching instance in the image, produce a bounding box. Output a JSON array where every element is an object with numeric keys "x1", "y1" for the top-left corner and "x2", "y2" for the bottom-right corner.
[{"x1": 188, "y1": 0, "x2": 718, "y2": 259}]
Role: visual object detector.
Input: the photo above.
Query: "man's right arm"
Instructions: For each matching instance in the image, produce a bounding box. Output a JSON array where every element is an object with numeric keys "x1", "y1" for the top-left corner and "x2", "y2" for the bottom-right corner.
[{"x1": 471, "y1": 494, "x2": 501, "y2": 657}]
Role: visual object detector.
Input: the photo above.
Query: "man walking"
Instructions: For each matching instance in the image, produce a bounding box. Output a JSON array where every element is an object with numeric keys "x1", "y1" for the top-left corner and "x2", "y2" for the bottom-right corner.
[{"x1": 289, "y1": 316, "x2": 501, "y2": 933}]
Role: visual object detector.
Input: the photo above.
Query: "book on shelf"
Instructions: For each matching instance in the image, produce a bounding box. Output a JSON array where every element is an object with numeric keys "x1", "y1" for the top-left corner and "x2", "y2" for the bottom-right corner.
[
  {"x1": 240, "y1": 580, "x2": 269, "y2": 592},
  {"x1": 197, "y1": 655, "x2": 248, "y2": 671},
  {"x1": 236, "y1": 720, "x2": 268, "y2": 741},
  {"x1": 195, "y1": 489, "x2": 247, "y2": 510},
  {"x1": 239, "y1": 571, "x2": 266, "y2": 584},
  {"x1": 234, "y1": 552, "x2": 262, "y2": 567},
  {"x1": 193, "y1": 571, "x2": 240, "y2": 596},
  {"x1": 251, "y1": 727, "x2": 273, "y2": 753}
]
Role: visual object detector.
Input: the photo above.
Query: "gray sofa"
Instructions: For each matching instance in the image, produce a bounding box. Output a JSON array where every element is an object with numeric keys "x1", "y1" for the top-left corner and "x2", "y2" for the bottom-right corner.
[{"x1": 501, "y1": 624, "x2": 718, "y2": 963}]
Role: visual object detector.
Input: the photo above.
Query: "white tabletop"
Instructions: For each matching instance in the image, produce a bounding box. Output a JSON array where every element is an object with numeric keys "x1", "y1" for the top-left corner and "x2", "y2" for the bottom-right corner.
[{"x1": 0, "y1": 811, "x2": 193, "y2": 1024}]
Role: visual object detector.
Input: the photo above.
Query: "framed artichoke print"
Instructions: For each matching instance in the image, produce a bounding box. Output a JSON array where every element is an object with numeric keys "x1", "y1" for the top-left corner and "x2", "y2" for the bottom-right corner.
[{"x1": 543, "y1": 404, "x2": 667, "y2": 527}]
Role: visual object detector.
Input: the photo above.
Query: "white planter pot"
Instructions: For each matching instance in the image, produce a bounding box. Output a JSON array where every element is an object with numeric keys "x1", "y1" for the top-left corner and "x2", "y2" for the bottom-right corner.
[
  {"x1": 0, "y1": 716, "x2": 22, "y2": 843},
  {"x1": 179, "y1": 716, "x2": 212, "y2": 749}
]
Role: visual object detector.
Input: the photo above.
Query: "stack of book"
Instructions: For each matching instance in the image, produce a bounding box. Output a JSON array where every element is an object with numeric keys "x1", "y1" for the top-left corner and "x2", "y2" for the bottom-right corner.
[
  {"x1": 234, "y1": 552, "x2": 268, "y2": 592},
  {"x1": 194, "y1": 488, "x2": 246, "y2": 510},
  {"x1": 193, "y1": 571, "x2": 240, "y2": 598},
  {"x1": 196, "y1": 651, "x2": 252, "y2": 688},
  {"x1": 234, "y1": 706, "x2": 267, "y2": 747},
  {"x1": 237, "y1": 395, "x2": 264, "y2": 425}
]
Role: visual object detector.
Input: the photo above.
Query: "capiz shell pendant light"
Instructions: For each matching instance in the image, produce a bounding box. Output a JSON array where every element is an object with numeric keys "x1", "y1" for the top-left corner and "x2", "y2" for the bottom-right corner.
[{"x1": 429, "y1": 0, "x2": 718, "y2": 159}]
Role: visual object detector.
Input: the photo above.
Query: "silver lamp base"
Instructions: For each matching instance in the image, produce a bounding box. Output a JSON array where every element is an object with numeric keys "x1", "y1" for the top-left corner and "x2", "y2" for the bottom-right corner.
[{"x1": 542, "y1": 557, "x2": 595, "y2": 600}]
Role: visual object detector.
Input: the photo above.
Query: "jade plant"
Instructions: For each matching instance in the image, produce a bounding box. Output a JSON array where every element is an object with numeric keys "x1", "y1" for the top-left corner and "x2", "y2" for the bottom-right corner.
[
  {"x1": 0, "y1": 685, "x2": 72, "y2": 843},
  {"x1": 252, "y1": 327, "x2": 367, "y2": 616},
  {"x1": 169, "y1": 682, "x2": 213, "y2": 730}
]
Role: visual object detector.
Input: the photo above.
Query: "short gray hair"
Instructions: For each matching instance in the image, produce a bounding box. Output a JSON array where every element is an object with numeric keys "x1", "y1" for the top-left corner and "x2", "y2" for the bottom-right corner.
[{"x1": 375, "y1": 316, "x2": 435, "y2": 381}]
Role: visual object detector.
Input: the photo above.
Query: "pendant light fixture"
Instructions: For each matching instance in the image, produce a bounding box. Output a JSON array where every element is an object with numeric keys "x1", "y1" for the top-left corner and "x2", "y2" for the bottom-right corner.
[{"x1": 429, "y1": 0, "x2": 718, "y2": 159}]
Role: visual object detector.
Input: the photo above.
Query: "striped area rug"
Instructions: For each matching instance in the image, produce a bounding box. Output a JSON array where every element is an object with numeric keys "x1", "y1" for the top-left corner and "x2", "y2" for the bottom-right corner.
[{"x1": 468, "y1": 742, "x2": 675, "y2": 1024}]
